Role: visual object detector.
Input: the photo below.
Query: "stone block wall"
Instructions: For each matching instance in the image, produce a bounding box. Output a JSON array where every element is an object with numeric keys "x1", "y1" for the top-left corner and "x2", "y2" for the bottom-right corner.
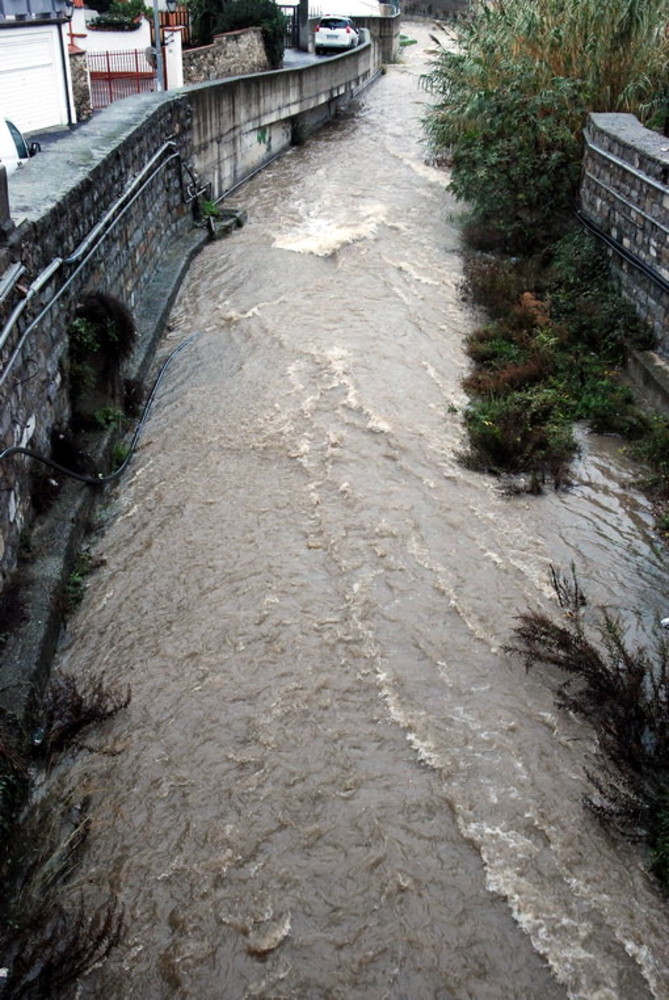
[
  {"x1": 580, "y1": 112, "x2": 669, "y2": 350},
  {"x1": 183, "y1": 27, "x2": 270, "y2": 84},
  {"x1": 70, "y1": 49, "x2": 93, "y2": 123},
  {"x1": 0, "y1": 96, "x2": 194, "y2": 584}
]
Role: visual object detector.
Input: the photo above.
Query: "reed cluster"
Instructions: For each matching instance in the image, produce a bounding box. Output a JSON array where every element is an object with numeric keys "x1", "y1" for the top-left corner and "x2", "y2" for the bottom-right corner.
[{"x1": 421, "y1": 0, "x2": 669, "y2": 247}]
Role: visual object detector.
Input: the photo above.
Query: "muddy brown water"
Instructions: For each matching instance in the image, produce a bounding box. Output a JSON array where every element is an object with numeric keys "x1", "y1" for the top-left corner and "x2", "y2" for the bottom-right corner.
[{"x1": 47, "y1": 22, "x2": 669, "y2": 1000}]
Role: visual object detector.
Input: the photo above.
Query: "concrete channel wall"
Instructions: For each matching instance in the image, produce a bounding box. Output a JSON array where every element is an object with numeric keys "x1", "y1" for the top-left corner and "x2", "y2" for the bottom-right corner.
[
  {"x1": 189, "y1": 39, "x2": 379, "y2": 198},
  {"x1": 0, "y1": 30, "x2": 391, "y2": 606},
  {"x1": 580, "y1": 112, "x2": 669, "y2": 351}
]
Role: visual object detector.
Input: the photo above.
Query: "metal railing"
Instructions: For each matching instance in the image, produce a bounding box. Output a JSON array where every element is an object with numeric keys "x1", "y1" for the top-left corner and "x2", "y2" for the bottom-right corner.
[
  {"x1": 0, "y1": 141, "x2": 207, "y2": 392},
  {"x1": 87, "y1": 49, "x2": 157, "y2": 109},
  {"x1": 279, "y1": 3, "x2": 299, "y2": 48}
]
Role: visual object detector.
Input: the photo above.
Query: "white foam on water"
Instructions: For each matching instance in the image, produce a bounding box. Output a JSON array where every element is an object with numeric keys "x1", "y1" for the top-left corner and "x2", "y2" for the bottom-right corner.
[{"x1": 273, "y1": 216, "x2": 379, "y2": 256}]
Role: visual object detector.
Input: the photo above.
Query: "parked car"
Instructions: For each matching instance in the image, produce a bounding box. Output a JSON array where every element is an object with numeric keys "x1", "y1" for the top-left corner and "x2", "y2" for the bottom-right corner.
[
  {"x1": 314, "y1": 16, "x2": 360, "y2": 54},
  {"x1": 0, "y1": 118, "x2": 41, "y2": 177}
]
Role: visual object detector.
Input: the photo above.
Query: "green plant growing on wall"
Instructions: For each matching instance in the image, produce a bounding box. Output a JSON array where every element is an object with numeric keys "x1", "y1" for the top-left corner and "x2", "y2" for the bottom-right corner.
[
  {"x1": 68, "y1": 317, "x2": 99, "y2": 402},
  {"x1": 111, "y1": 441, "x2": 131, "y2": 471},
  {"x1": 199, "y1": 199, "x2": 221, "y2": 219},
  {"x1": 67, "y1": 293, "x2": 136, "y2": 425},
  {"x1": 62, "y1": 550, "x2": 104, "y2": 618},
  {"x1": 93, "y1": 406, "x2": 127, "y2": 430}
]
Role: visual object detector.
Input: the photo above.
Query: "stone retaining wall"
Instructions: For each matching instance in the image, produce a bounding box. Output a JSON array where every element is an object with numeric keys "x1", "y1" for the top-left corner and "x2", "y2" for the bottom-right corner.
[
  {"x1": 0, "y1": 98, "x2": 194, "y2": 587},
  {"x1": 70, "y1": 49, "x2": 93, "y2": 123},
  {"x1": 188, "y1": 41, "x2": 377, "y2": 198},
  {"x1": 580, "y1": 112, "x2": 669, "y2": 351},
  {"x1": 183, "y1": 27, "x2": 270, "y2": 84}
]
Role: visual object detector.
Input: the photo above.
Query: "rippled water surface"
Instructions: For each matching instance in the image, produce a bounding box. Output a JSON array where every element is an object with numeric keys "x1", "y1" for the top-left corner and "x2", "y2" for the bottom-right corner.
[{"x1": 52, "y1": 23, "x2": 669, "y2": 1000}]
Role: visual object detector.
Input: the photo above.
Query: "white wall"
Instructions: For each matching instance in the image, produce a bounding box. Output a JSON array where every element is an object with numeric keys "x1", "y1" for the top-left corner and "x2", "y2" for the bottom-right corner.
[{"x1": 71, "y1": 7, "x2": 151, "y2": 52}]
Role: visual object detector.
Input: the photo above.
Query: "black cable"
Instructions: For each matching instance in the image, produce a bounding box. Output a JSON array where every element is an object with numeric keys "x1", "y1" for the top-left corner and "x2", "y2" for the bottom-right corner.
[
  {"x1": 0, "y1": 334, "x2": 197, "y2": 486},
  {"x1": 576, "y1": 210, "x2": 669, "y2": 297}
]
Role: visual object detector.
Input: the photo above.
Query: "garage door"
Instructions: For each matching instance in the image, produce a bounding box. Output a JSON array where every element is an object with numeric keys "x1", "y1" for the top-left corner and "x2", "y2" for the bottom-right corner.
[{"x1": 0, "y1": 26, "x2": 69, "y2": 132}]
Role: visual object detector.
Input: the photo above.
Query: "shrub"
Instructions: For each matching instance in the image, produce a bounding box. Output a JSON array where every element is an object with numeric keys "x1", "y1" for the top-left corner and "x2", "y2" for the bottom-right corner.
[
  {"x1": 191, "y1": 0, "x2": 286, "y2": 67},
  {"x1": 0, "y1": 670, "x2": 130, "y2": 997},
  {"x1": 89, "y1": 0, "x2": 149, "y2": 29},
  {"x1": 35, "y1": 670, "x2": 130, "y2": 759},
  {"x1": 461, "y1": 391, "x2": 577, "y2": 484},
  {"x1": 421, "y1": 0, "x2": 669, "y2": 249},
  {"x1": 630, "y1": 415, "x2": 669, "y2": 502},
  {"x1": 459, "y1": 229, "x2": 655, "y2": 489},
  {"x1": 506, "y1": 566, "x2": 669, "y2": 887},
  {"x1": 547, "y1": 230, "x2": 655, "y2": 354}
]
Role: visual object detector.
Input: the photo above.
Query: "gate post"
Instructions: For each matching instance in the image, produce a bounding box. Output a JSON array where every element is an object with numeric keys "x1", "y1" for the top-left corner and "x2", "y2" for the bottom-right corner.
[{"x1": 298, "y1": 0, "x2": 309, "y2": 51}]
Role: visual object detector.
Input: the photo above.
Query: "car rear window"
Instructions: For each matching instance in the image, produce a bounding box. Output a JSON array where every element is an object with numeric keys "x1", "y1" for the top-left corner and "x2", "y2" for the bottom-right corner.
[
  {"x1": 5, "y1": 120, "x2": 28, "y2": 160},
  {"x1": 319, "y1": 18, "x2": 349, "y2": 28}
]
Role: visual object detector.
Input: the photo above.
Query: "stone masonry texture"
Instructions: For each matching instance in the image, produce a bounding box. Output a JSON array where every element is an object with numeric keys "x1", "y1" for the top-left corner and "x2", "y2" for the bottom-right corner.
[{"x1": 580, "y1": 112, "x2": 669, "y2": 348}]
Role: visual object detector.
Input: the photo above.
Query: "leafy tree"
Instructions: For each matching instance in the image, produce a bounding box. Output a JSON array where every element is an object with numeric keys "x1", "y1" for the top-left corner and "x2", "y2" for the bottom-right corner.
[
  {"x1": 188, "y1": 0, "x2": 286, "y2": 68},
  {"x1": 422, "y1": 0, "x2": 669, "y2": 248}
]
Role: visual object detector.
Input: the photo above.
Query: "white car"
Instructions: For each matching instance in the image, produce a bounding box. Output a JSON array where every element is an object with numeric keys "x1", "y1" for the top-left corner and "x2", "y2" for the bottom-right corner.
[
  {"x1": 0, "y1": 118, "x2": 41, "y2": 177},
  {"x1": 314, "y1": 16, "x2": 360, "y2": 54}
]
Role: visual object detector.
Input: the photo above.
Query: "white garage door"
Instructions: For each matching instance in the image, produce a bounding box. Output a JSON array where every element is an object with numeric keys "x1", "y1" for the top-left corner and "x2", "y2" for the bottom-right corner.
[{"x1": 0, "y1": 25, "x2": 69, "y2": 132}]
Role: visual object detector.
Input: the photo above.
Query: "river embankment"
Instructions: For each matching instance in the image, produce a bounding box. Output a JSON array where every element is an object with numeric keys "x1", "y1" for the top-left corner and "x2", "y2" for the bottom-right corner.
[{"x1": 34, "y1": 22, "x2": 669, "y2": 1000}]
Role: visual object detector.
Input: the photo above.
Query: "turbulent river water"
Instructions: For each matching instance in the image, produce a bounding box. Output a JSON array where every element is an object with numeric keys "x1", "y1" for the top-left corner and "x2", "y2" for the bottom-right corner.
[{"x1": 48, "y1": 21, "x2": 669, "y2": 1000}]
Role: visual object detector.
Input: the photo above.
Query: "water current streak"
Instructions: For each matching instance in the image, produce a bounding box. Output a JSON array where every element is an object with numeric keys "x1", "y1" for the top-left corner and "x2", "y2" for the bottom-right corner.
[{"x1": 50, "y1": 22, "x2": 669, "y2": 1000}]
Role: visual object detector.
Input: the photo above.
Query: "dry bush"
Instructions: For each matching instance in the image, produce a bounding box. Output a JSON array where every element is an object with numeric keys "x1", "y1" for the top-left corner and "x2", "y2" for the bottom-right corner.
[
  {"x1": 37, "y1": 672, "x2": 131, "y2": 759},
  {"x1": 0, "y1": 667, "x2": 131, "y2": 998},
  {"x1": 2, "y1": 894, "x2": 125, "y2": 1000},
  {"x1": 505, "y1": 566, "x2": 669, "y2": 885},
  {"x1": 463, "y1": 355, "x2": 551, "y2": 396}
]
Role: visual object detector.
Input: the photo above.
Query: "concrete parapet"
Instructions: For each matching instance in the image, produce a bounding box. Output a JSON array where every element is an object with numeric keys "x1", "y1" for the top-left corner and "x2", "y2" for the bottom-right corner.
[
  {"x1": 626, "y1": 347, "x2": 669, "y2": 420},
  {"x1": 187, "y1": 41, "x2": 380, "y2": 199}
]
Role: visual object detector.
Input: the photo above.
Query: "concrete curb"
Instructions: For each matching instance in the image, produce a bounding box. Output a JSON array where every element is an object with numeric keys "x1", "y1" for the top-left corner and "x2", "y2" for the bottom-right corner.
[
  {"x1": 626, "y1": 347, "x2": 669, "y2": 418},
  {"x1": 0, "y1": 225, "x2": 209, "y2": 721}
]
